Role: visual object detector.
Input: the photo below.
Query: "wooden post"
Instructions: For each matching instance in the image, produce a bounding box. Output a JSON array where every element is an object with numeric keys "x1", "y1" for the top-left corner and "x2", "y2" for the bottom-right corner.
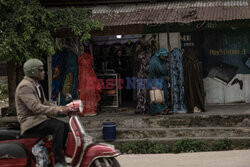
[{"x1": 166, "y1": 24, "x2": 173, "y2": 109}]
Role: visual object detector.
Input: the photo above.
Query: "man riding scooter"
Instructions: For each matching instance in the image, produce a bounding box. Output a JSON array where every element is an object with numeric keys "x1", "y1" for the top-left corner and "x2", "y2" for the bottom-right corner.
[{"x1": 15, "y1": 58, "x2": 72, "y2": 167}]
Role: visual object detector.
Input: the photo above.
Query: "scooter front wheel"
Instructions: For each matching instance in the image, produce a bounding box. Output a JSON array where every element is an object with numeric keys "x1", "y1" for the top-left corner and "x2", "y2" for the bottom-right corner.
[{"x1": 91, "y1": 157, "x2": 120, "y2": 167}]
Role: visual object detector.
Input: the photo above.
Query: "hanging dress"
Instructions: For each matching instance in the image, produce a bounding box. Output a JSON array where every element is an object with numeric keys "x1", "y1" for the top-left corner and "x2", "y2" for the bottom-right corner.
[
  {"x1": 183, "y1": 48, "x2": 205, "y2": 113},
  {"x1": 170, "y1": 48, "x2": 187, "y2": 114},
  {"x1": 60, "y1": 51, "x2": 78, "y2": 105},
  {"x1": 135, "y1": 43, "x2": 152, "y2": 114},
  {"x1": 78, "y1": 52, "x2": 101, "y2": 116},
  {"x1": 51, "y1": 52, "x2": 65, "y2": 101}
]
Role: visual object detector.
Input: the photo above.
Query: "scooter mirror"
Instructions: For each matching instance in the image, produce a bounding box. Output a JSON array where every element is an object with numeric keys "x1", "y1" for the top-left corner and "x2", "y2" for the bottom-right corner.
[{"x1": 65, "y1": 93, "x2": 73, "y2": 102}]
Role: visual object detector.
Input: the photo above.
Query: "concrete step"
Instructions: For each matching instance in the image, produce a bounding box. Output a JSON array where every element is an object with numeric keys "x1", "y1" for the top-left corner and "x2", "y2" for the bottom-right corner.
[
  {"x1": 1, "y1": 113, "x2": 250, "y2": 129},
  {"x1": 79, "y1": 114, "x2": 250, "y2": 129},
  {"x1": 86, "y1": 127, "x2": 250, "y2": 140},
  {"x1": 101, "y1": 136, "x2": 250, "y2": 142}
]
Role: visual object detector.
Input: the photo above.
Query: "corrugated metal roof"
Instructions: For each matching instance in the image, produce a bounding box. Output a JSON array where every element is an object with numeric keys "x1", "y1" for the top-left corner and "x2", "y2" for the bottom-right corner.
[{"x1": 90, "y1": 0, "x2": 250, "y2": 26}]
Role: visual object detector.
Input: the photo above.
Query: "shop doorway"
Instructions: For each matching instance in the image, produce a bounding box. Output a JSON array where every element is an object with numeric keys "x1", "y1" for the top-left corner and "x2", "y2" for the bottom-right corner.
[{"x1": 91, "y1": 34, "x2": 141, "y2": 107}]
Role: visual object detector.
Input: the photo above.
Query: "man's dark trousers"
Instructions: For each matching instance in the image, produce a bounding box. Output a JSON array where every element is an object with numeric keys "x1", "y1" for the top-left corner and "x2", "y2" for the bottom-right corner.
[{"x1": 24, "y1": 118, "x2": 69, "y2": 163}]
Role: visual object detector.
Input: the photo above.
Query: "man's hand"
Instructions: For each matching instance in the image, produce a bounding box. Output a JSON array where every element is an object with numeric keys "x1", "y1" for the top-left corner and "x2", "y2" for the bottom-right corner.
[{"x1": 58, "y1": 106, "x2": 72, "y2": 114}]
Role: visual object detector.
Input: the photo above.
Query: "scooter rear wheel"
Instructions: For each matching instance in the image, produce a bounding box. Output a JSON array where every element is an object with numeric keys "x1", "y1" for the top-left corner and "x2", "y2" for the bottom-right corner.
[{"x1": 92, "y1": 157, "x2": 120, "y2": 167}]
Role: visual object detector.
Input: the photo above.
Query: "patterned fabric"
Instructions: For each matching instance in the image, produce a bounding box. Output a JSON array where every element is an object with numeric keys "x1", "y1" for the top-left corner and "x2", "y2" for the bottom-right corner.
[
  {"x1": 60, "y1": 51, "x2": 79, "y2": 105},
  {"x1": 170, "y1": 48, "x2": 187, "y2": 114},
  {"x1": 32, "y1": 140, "x2": 50, "y2": 167},
  {"x1": 165, "y1": 50, "x2": 172, "y2": 109},
  {"x1": 148, "y1": 48, "x2": 169, "y2": 115},
  {"x1": 135, "y1": 43, "x2": 152, "y2": 114},
  {"x1": 51, "y1": 52, "x2": 65, "y2": 101}
]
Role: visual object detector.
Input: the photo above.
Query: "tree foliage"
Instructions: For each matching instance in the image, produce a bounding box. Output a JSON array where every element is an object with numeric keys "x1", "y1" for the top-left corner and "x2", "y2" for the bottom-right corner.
[
  {"x1": 0, "y1": 0, "x2": 103, "y2": 111},
  {"x1": 0, "y1": 0, "x2": 103, "y2": 63}
]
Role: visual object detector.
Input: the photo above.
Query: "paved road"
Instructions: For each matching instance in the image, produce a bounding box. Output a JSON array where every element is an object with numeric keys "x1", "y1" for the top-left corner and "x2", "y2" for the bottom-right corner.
[{"x1": 116, "y1": 150, "x2": 250, "y2": 167}]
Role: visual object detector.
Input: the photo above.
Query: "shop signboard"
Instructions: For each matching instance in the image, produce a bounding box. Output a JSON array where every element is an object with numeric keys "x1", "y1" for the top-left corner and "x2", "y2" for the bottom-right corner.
[{"x1": 181, "y1": 31, "x2": 250, "y2": 103}]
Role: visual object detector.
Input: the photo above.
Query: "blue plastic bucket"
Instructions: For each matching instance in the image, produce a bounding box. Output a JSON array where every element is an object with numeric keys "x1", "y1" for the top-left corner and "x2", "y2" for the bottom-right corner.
[{"x1": 102, "y1": 122, "x2": 116, "y2": 141}]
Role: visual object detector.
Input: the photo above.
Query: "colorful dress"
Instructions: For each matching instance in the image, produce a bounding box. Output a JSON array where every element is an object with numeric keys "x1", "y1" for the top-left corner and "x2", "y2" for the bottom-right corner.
[
  {"x1": 51, "y1": 52, "x2": 65, "y2": 101},
  {"x1": 60, "y1": 51, "x2": 78, "y2": 105},
  {"x1": 170, "y1": 48, "x2": 187, "y2": 114},
  {"x1": 135, "y1": 43, "x2": 152, "y2": 114}
]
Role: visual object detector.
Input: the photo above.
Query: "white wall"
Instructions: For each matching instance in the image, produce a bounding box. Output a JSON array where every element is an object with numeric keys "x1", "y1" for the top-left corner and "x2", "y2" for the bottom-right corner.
[
  {"x1": 203, "y1": 77, "x2": 225, "y2": 104},
  {"x1": 204, "y1": 74, "x2": 250, "y2": 104}
]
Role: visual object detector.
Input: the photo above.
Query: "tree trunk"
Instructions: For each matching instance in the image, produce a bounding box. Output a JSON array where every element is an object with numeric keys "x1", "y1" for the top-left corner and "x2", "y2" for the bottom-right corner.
[
  {"x1": 7, "y1": 60, "x2": 17, "y2": 115},
  {"x1": 16, "y1": 63, "x2": 24, "y2": 85}
]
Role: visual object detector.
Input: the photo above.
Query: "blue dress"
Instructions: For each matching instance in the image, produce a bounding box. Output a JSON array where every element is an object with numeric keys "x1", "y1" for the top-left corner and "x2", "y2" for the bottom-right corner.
[
  {"x1": 51, "y1": 52, "x2": 65, "y2": 101},
  {"x1": 170, "y1": 48, "x2": 187, "y2": 114}
]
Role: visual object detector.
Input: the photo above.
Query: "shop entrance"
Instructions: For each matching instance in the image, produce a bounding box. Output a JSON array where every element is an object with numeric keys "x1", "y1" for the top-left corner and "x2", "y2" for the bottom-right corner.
[{"x1": 91, "y1": 34, "x2": 142, "y2": 107}]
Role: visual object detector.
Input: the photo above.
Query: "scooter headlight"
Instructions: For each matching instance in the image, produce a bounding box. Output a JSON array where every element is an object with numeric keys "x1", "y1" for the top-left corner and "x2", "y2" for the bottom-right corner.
[{"x1": 79, "y1": 100, "x2": 83, "y2": 113}]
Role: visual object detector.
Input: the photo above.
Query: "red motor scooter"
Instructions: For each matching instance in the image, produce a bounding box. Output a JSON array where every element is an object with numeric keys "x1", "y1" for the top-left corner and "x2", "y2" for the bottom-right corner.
[{"x1": 0, "y1": 97, "x2": 121, "y2": 167}]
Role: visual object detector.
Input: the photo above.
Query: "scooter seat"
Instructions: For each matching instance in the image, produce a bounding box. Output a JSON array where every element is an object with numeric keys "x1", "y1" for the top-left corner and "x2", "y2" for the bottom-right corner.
[
  {"x1": 20, "y1": 132, "x2": 43, "y2": 139},
  {"x1": 0, "y1": 128, "x2": 43, "y2": 140},
  {"x1": 0, "y1": 129, "x2": 21, "y2": 140}
]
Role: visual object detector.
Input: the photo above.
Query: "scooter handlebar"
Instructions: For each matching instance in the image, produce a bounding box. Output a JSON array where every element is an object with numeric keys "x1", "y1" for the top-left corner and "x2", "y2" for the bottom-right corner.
[{"x1": 66, "y1": 100, "x2": 83, "y2": 116}]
